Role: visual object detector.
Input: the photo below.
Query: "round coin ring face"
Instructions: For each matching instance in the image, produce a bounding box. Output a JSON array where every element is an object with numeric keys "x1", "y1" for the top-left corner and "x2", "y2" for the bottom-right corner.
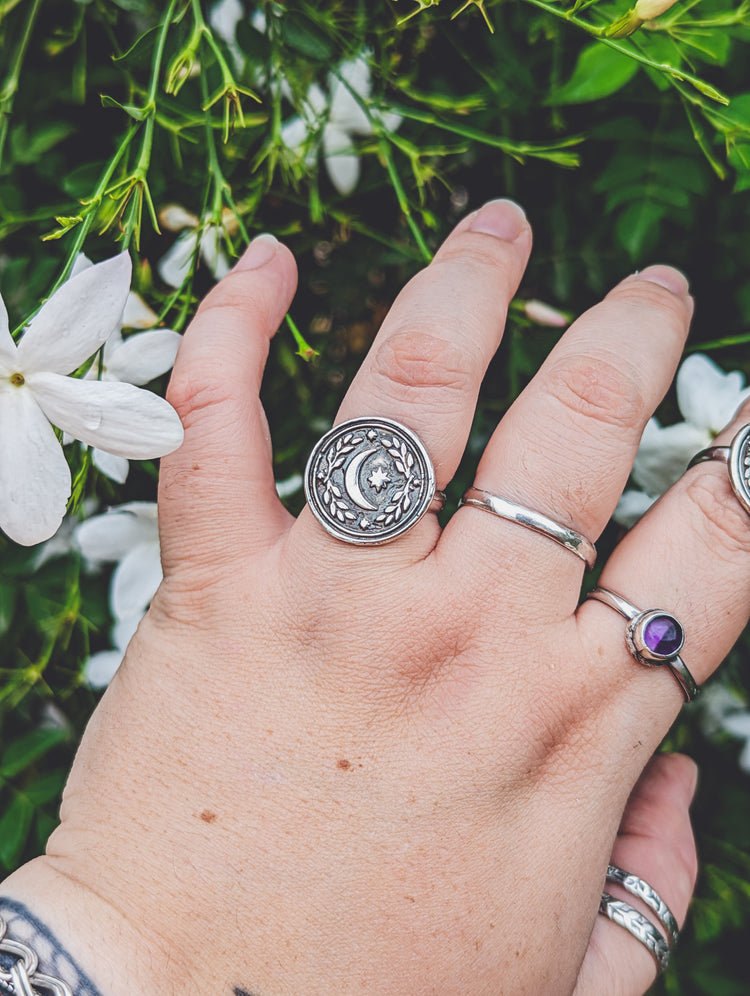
[
  {"x1": 304, "y1": 417, "x2": 437, "y2": 545},
  {"x1": 729, "y1": 423, "x2": 750, "y2": 515},
  {"x1": 626, "y1": 609, "x2": 685, "y2": 667}
]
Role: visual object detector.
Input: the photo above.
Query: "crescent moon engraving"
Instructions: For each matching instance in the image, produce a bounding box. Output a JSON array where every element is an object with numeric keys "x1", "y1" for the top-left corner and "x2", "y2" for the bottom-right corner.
[{"x1": 344, "y1": 447, "x2": 379, "y2": 511}]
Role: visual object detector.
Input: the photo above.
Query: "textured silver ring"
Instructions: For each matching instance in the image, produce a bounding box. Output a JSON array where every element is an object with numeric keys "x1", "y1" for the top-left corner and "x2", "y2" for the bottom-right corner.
[
  {"x1": 599, "y1": 894, "x2": 671, "y2": 974},
  {"x1": 304, "y1": 416, "x2": 445, "y2": 545},
  {"x1": 458, "y1": 487, "x2": 597, "y2": 569},
  {"x1": 606, "y1": 865, "x2": 679, "y2": 947},
  {"x1": 687, "y1": 422, "x2": 750, "y2": 515},
  {"x1": 585, "y1": 587, "x2": 698, "y2": 701}
]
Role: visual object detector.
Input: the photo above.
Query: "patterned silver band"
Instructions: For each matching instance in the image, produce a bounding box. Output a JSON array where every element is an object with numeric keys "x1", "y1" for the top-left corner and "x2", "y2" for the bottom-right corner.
[
  {"x1": 599, "y1": 894, "x2": 671, "y2": 974},
  {"x1": 585, "y1": 587, "x2": 698, "y2": 702},
  {"x1": 0, "y1": 917, "x2": 73, "y2": 996},
  {"x1": 687, "y1": 423, "x2": 750, "y2": 516},
  {"x1": 458, "y1": 488, "x2": 597, "y2": 569},
  {"x1": 606, "y1": 865, "x2": 679, "y2": 947}
]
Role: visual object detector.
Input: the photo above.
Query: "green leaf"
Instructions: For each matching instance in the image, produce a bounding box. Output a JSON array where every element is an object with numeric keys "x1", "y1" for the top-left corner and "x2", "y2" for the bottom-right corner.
[
  {"x1": 281, "y1": 15, "x2": 335, "y2": 60},
  {"x1": 0, "y1": 793, "x2": 34, "y2": 869},
  {"x1": 0, "y1": 728, "x2": 67, "y2": 779},
  {"x1": 614, "y1": 199, "x2": 667, "y2": 259},
  {"x1": 0, "y1": 581, "x2": 15, "y2": 635},
  {"x1": 23, "y1": 769, "x2": 67, "y2": 807},
  {"x1": 9, "y1": 122, "x2": 76, "y2": 165},
  {"x1": 548, "y1": 43, "x2": 639, "y2": 105}
]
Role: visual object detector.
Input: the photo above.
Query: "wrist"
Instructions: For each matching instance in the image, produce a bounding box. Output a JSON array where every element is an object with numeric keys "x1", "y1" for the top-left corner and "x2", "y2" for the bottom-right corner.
[{"x1": 0, "y1": 857, "x2": 163, "y2": 996}]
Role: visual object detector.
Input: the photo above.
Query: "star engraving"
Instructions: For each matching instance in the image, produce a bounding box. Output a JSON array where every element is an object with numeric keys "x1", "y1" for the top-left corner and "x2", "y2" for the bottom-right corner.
[{"x1": 368, "y1": 466, "x2": 391, "y2": 492}]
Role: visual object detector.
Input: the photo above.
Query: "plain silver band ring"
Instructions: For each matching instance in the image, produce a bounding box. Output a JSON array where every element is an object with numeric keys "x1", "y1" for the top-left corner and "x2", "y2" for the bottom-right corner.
[
  {"x1": 599, "y1": 894, "x2": 671, "y2": 974},
  {"x1": 431, "y1": 490, "x2": 447, "y2": 512},
  {"x1": 458, "y1": 488, "x2": 597, "y2": 569},
  {"x1": 607, "y1": 865, "x2": 679, "y2": 947},
  {"x1": 687, "y1": 423, "x2": 750, "y2": 516},
  {"x1": 585, "y1": 588, "x2": 698, "y2": 702}
]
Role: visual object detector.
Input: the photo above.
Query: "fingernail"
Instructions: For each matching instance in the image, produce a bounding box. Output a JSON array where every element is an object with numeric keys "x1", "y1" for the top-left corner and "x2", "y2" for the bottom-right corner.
[
  {"x1": 234, "y1": 233, "x2": 278, "y2": 272},
  {"x1": 470, "y1": 198, "x2": 528, "y2": 242},
  {"x1": 635, "y1": 264, "x2": 690, "y2": 298}
]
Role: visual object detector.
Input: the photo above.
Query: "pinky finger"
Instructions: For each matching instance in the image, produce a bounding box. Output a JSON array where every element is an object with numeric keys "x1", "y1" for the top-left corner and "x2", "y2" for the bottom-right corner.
[{"x1": 574, "y1": 753, "x2": 699, "y2": 996}]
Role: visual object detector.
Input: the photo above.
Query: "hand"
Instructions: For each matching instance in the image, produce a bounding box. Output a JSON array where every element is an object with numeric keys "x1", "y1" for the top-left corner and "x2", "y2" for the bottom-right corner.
[{"x1": 4, "y1": 200, "x2": 745, "y2": 995}]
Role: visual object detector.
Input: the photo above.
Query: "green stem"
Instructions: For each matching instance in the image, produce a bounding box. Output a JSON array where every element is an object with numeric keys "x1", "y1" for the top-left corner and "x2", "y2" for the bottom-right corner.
[
  {"x1": 0, "y1": 0, "x2": 43, "y2": 169},
  {"x1": 519, "y1": 0, "x2": 729, "y2": 103},
  {"x1": 377, "y1": 137, "x2": 432, "y2": 262}
]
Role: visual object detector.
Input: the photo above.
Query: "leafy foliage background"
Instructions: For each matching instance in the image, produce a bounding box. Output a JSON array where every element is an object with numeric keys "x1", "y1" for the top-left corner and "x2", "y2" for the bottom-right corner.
[{"x1": 1, "y1": 1, "x2": 750, "y2": 991}]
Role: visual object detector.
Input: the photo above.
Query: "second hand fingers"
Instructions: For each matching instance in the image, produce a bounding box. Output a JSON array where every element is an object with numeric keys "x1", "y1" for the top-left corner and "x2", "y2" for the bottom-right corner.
[{"x1": 579, "y1": 397, "x2": 750, "y2": 737}]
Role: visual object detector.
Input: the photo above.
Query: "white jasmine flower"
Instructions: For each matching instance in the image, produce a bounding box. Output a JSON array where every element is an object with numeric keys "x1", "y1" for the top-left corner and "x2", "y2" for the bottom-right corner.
[
  {"x1": 722, "y1": 712, "x2": 750, "y2": 773},
  {"x1": 75, "y1": 501, "x2": 162, "y2": 622},
  {"x1": 523, "y1": 300, "x2": 568, "y2": 327},
  {"x1": 282, "y1": 54, "x2": 402, "y2": 196},
  {"x1": 157, "y1": 205, "x2": 235, "y2": 288},
  {"x1": 614, "y1": 354, "x2": 750, "y2": 527},
  {"x1": 71, "y1": 255, "x2": 182, "y2": 484},
  {"x1": 82, "y1": 613, "x2": 142, "y2": 690},
  {"x1": 0, "y1": 255, "x2": 184, "y2": 546}
]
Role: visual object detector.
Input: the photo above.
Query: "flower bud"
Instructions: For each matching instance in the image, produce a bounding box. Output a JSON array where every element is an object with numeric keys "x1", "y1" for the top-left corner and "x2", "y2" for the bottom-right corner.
[{"x1": 523, "y1": 299, "x2": 568, "y2": 327}]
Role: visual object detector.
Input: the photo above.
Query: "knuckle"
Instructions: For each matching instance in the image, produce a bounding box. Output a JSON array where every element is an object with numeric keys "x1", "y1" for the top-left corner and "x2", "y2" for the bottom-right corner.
[
  {"x1": 367, "y1": 328, "x2": 475, "y2": 408},
  {"x1": 166, "y1": 370, "x2": 237, "y2": 429},
  {"x1": 545, "y1": 353, "x2": 646, "y2": 432},
  {"x1": 683, "y1": 472, "x2": 750, "y2": 559}
]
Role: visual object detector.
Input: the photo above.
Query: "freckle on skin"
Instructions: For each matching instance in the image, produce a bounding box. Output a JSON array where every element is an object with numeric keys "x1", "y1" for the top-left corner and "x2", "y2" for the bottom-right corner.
[
  {"x1": 337, "y1": 759, "x2": 351, "y2": 770},
  {"x1": 199, "y1": 809, "x2": 217, "y2": 823}
]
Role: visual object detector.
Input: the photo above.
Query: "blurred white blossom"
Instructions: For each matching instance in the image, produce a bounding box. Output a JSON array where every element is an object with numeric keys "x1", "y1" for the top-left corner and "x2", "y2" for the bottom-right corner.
[
  {"x1": 282, "y1": 54, "x2": 402, "y2": 195},
  {"x1": 614, "y1": 354, "x2": 750, "y2": 527},
  {"x1": 700, "y1": 683, "x2": 750, "y2": 774},
  {"x1": 157, "y1": 205, "x2": 236, "y2": 288},
  {"x1": 0, "y1": 255, "x2": 184, "y2": 546},
  {"x1": 76, "y1": 502, "x2": 162, "y2": 689}
]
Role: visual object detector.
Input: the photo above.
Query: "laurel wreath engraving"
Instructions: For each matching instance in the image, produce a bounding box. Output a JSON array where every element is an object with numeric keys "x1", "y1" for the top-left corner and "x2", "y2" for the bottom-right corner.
[
  {"x1": 319, "y1": 433, "x2": 362, "y2": 523},
  {"x1": 373, "y1": 436, "x2": 416, "y2": 527}
]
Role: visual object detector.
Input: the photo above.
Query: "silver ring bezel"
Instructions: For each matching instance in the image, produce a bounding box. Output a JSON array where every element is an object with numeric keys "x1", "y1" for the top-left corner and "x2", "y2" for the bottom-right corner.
[
  {"x1": 304, "y1": 416, "x2": 437, "y2": 545},
  {"x1": 626, "y1": 609, "x2": 685, "y2": 666},
  {"x1": 729, "y1": 423, "x2": 750, "y2": 515}
]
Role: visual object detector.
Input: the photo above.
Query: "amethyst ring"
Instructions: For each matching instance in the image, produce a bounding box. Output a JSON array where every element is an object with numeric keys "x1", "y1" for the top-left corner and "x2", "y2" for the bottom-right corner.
[
  {"x1": 687, "y1": 422, "x2": 750, "y2": 516},
  {"x1": 585, "y1": 587, "x2": 698, "y2": 701}
]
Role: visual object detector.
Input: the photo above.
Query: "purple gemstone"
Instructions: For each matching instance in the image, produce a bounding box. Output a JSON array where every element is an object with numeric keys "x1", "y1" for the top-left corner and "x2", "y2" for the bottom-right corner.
[{"x1": 643, "y1": 615, "x2": 682, "y2": 656}]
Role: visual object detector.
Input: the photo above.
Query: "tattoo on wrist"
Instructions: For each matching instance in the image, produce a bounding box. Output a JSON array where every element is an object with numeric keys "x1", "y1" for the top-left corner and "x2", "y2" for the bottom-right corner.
[{"x1": 0, "y1": 898, "x2": 103, "y2": 996}]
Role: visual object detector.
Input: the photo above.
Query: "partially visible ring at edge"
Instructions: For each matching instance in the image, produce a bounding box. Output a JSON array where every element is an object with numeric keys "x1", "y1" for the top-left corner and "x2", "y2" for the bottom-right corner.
[
  {"x1": 687, "y1": 422, "x2": 750, "y2": 516},
  {"x1": 458, "y1": 487, "x2": 597, "y2": 569}
]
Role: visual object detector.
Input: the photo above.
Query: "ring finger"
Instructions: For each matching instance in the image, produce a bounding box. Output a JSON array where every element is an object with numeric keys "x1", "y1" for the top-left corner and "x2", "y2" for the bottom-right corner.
[{"x1": 442, "y1": 267, "x2": 693, "y2": 615}]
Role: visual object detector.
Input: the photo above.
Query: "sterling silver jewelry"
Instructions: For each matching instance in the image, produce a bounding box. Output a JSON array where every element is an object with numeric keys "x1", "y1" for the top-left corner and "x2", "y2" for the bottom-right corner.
[
  {"x1": 304, "y1": 417, "x2": 445, "y2": 545},
  {"x1": 606, "y1": 865, "x2": 679, "y2": 947},
  {"x1": 0, "y1": 917, "x2": 73, "y2": 996},
  {"x1": 599, "y1": 894, "x2": 671, "y2": 974},
  {"x1": 458, "y1": 487, "x2": 597, "y2": 569},
  {"x1": 687, "y1": 422, "x2": 750, "y2": 515},
  {"x1": 585, "y1": 587, "x2": 698, "y2": 701}
]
